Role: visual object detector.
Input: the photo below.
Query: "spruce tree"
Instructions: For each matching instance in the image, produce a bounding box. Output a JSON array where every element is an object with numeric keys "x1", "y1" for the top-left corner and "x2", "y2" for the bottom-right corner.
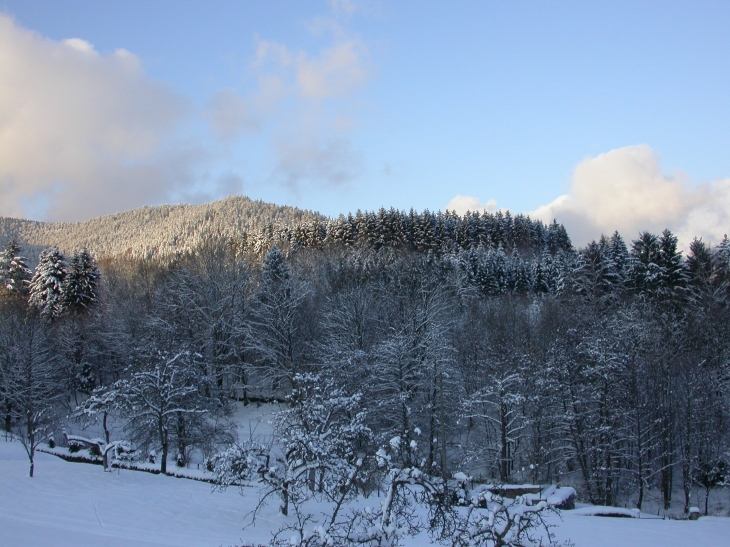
[
  {"x1": 64, "y1": 249, "x2": 100, "y2": 314},
  {"x1": 628, "y1": 231, "x2": 661, "y2": 294},
  {"x1": 657, "y1": 229, "x2": 688, "y2": 300},
  {"x1": 0, "y1": 239, "x2": 32, "y2": 296},
  {"x1": 28, "y1": 247, "x2": 67, "y2": 319}
]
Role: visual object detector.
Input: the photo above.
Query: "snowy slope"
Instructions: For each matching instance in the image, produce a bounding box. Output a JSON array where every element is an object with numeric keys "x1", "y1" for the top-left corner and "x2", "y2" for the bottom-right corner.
[
  {"x1": 0, "y1": 439, "x2": 272, "y2": 547},
  {"x1": 2, "y1": 438, "x2": 729, "y2": 547}
]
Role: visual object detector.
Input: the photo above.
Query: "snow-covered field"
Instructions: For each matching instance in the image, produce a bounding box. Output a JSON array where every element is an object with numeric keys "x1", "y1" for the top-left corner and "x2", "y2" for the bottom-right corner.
[{"x1": 1, "y1": 438, "x2": 729, "y2": 547}]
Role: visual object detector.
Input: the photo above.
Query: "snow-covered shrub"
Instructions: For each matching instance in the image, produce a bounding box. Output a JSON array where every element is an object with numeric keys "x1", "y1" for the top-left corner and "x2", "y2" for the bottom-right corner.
[
  {"x1": 544, "y1": 486, "x2": 576, "y2": 510},
  {"x1": 520, "y1": 485, "x2": 576, "y2": 510},
  {"x1": 236, "y1": 373, "x2": 374, "y2": 519},
  {"x1": 448, "y1": 490, "x2": 558, "y2": 547},
  {"x1": 114, "y1": 443, "x2": 137, "y2": 462},
  {"x1": 267, "y1": 439, "x2": 451, "y2": 547},
  {"x1": 207, "y1": 441, "x2": 268, "y2": 488},
  {"x1": 68, "y1": 439, "x2": 83, "y2": 453}
]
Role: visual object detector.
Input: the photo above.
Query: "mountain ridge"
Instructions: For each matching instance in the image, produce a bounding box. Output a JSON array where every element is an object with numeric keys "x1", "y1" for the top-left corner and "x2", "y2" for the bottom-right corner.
[{"x1": 0, "y1": 195, "x2": 324, "y2": 260}]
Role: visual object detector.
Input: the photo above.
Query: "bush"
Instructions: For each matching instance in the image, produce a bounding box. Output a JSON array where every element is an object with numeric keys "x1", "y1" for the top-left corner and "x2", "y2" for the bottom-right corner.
[
  {"x1": 68, "y1": 440, "x2": 83, "y2": 453},
  {"x1": 115, "y1": 446, "x2": 138, "y2": 462}
]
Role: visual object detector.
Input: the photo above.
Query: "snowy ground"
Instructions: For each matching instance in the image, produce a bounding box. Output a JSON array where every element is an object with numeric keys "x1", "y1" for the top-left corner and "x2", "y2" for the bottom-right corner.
[{"x1": 2, "y1": 440, "x2": 729, "y2": 547}]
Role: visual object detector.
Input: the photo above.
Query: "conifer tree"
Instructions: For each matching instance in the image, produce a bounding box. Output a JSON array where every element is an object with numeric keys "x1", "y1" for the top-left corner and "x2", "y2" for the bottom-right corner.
[
  {"x1": 608, "y1": 231, "x2": 629, "y2": 282},
  {"x1": 28, "y1": 247, "x2": 67, "y2": 319},
  {"x1": 64, "y1": 249, "x2": 100, "y2": 314},
  {"x1": 0, "y1": 239, "x2": 32, "y2": 296}
]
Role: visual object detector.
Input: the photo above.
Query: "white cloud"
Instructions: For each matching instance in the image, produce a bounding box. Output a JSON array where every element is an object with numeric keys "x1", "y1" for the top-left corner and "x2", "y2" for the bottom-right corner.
[
  {"x1": 445, "y1": 195, "x2": 498, "y2": 215},
  {"x1": 529, "y1": 145, "x2": 730, "y2": 249},
  {"x1": 209, "y1": 9, "x2": 372, "y2": 192},
  {"x1": 271, "y1": 135, "x2": 362, "y2": 189},
  {"x1": 0, "y1": 14, "x2": 198, "y2": 221},
  {"x1": 295, "y1": 40, "x2": 370, "y2": 100}
]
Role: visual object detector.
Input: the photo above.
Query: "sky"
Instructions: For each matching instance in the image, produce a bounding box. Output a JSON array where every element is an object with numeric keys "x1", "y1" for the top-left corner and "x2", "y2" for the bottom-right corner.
[{"x1": 1, "y1": 0, "x2": 729, "y2": 248}]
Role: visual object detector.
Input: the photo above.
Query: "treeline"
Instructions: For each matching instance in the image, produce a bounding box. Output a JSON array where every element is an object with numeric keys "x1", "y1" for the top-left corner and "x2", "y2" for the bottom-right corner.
[
  {"x1": 0, "y1": 196, "x2": 570, "y2": 262},
  {"x1": 0, "y1": 219, "x2": 728, "y2": 515},
  {"x1": 265, "y1": 208, "x2": 572, "y2": 256}
]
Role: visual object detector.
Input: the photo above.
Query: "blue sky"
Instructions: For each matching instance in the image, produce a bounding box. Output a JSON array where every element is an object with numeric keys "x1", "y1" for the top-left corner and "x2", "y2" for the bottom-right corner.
[{"x1": 1, "y1": 0, "x2": 729, "y2": 246}]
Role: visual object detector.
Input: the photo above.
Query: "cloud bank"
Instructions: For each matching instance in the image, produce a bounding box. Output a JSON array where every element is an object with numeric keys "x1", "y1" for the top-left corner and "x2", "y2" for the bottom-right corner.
[
  {"x1": 0, "y1": 14, "x2": 202, "y2": 221},
  {"x1": 530, "y1": 145, "x2": 730, "y2": 249},
  {"x1": 449, "y1": 145, "x2": 730, "y2": 250}
]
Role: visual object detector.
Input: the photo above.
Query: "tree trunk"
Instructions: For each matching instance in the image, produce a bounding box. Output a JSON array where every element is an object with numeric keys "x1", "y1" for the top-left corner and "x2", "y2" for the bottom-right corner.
[
  {"x1": 29, "y1": 434, "x2": 35, "y2": 477},
  {"x1": 307, "y1": 468, "x2": 316, "y2": 491},
  {"x1": 662, "y1": 464, "x2": 673, "y2": 510},
  {"x1": 428, "y1": 384, "x2": 436, "y2": 471},
  {"x1": 500, "y1": 399, "x2": 508, "y2": 482},
  {"x1": 103, "y1": 411, "x2": 110, "y2": 445},
  {"x1": 176, "y1": 412, "x2": 187, "y2": 467},
  {"x1": 102, "y1": 411, "x2": 111, "y2": 471},
  {"x1": 161, "y1": 439, "x2": 168, "y2": 473},
  {"x1": 682, "y1": 457, "x2": 691, "y2": 514},
  {"x1": 605, "y1": 451, "x2": 613, "y2": 507},
  {"x1": 241, "y1": 368, "x2": 249, "y2": 406},
  {"x1": 4, "y1": 401, "x2": 11, "y2": 434},
  {"x1": 159, "y1": 419, "x2": 168, "y2": 474},
  {"x1": 439, "y1": 374, "x2": 447, "y2": 478},
  {"x1": 638, "y1": 477, "x2": 644, "y2": 510},
  {"x1": 281, "y1": 480, "x2": 289, "y2": 516}
]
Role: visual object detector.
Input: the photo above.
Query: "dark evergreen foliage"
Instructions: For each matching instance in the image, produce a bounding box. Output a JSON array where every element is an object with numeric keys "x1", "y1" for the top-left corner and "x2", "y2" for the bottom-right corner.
[
  {"x1": 64, "y1": 249, "x2": 100, "y2": 314},
  {"x1": 0, "y1": 239, "x2": 32, "y2": 295},
  {"x1": 28, "y1": 247, "x2": 67, "y2": 319}
]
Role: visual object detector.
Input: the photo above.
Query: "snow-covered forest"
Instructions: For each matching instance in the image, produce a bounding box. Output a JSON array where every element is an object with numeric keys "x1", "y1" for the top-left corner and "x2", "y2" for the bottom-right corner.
[
  {"x1": 1, "y1": 203, "x2": 729, "y2": 546},
  {"x1": 0, "y1": 196, "x2": 324, "y2": 261}
]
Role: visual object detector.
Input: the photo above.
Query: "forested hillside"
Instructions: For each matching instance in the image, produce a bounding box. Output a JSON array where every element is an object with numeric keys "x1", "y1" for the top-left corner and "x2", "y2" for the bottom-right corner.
[
  {"x1": 1, "y1": 199, "x2": 729, "y2": 531},
  {"x1": 0, "y1": 195, "x2": 571, "y2": 264},
  {"x1": 0, "y1": 196, "x2": 323, "y2": 261}
]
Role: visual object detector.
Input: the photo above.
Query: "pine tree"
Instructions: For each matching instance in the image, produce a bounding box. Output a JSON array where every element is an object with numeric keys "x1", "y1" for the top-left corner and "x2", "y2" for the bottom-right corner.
[
  {"x1": 28, "y1": 247, "x2": 67, "y2": 319},
  {"x1": 574, "y1": 236, "x2": 622, "y2": 303},
  {"x1": 0, "y1": 239, "x2": 32, "y2": 296},
  {"x1": 686, "y1": 238, "x2": 714, "y2": 297},
  {"x1": 546, "y1": 219, "x2": 572, "y2": 254},
  {"x1": 608, "y1": 231, "x2": 629, "y2": 283},
  {"x1": 509, "y1": 248, "x2": 532, "y2": 293},
  {"x1": 657, "y1": 229, "x2": 688, "y2": 300},
  {"x1": 628, "y1": 231, "x2": 661, "y2": 295},
  {"x1": 64, "y1": 249, "x2": 100, "y2": 314}
]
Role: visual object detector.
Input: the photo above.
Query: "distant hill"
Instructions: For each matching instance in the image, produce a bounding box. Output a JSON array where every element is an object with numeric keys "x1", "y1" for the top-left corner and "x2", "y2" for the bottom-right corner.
[{"x1": 0, "y1": 196, "x2": 324, "y2": 261}]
